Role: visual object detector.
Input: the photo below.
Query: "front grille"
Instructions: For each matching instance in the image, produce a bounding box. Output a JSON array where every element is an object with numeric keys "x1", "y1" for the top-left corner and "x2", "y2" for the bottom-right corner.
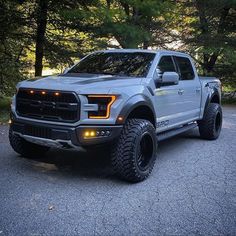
[{"x1": 16, "y1": 89, "x2": 80, "y2": 122}]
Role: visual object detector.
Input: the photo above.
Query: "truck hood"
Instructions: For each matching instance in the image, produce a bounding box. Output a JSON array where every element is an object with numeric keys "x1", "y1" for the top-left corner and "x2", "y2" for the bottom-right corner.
[{"x1": 18, "y1": 74, "x2": 142, "y2": 94}]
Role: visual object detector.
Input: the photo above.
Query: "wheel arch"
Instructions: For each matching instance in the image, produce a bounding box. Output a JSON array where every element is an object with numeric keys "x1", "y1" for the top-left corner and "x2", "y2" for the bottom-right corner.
[
  {"x1": 116, "y1": 95, "x2": 156, "y2": 128},
  {"x1": 203, "y1": 89, "x2": 221, "y2": 116},
  {"x1": 210, "y1": 93, "x2": 220, "y2": 104}
]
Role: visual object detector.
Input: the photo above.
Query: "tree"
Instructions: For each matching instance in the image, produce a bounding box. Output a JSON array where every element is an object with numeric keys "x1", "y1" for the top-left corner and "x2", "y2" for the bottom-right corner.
[
  {"x1": 172, "y1": 0, "x2": 236, "y2": 78},
  {"x1": 0, "y1": 0, "x2": 28, "y2": 96},
  {"x1": 62, "y1": 0, "x2": 174, "y2": 49},
  {"x1": 1, "y1": 0, "x2": 235, "y2": 96},
  {"x1": 35, "y1": 0, "x2": 49, "y2": 76}
]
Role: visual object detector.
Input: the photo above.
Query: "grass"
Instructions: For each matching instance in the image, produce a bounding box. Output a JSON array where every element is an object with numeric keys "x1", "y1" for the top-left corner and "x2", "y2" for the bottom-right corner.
[
  {"x1": 0, "y1": 96, "x2": 11, "y2": 124},
  {"x1": 222, "y1": 85, "x2": 236, "y2": 104},
  {"x1": 222, "y1": 98, "x2": 236, "y2": 105}
]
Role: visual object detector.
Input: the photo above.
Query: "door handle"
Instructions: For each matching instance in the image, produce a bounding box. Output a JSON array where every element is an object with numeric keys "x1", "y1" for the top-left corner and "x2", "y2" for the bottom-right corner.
[
  {"x1": 196, "y1": 87, "x2": 201, "y2": 93},
  {"x1": 178, "y1": 89, "x2": 184, "y2": 95}
]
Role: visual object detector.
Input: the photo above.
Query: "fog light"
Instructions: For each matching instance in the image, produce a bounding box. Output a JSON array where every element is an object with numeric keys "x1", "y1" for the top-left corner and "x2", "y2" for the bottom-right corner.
[
  {"x1": 84, "y1": 130, "x2": 96, "y2": 138},
  {"x1": 83, "y1": 129, "x2": 111, "y2": 139}
]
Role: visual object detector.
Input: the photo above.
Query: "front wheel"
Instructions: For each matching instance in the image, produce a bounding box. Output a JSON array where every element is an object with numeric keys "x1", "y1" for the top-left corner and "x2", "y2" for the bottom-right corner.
[
  {"x1": 198, "y1": 103, "x2": 222, "y2": 140},
  {"x1": 111, "y1": 119, "x2": 157, "y2": 182}
]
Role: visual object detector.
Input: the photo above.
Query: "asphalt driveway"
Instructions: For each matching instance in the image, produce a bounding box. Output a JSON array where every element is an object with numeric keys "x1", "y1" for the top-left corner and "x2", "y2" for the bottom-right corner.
[{"x1": 0, "y1": 106, "x2": 236, "y2": 235}]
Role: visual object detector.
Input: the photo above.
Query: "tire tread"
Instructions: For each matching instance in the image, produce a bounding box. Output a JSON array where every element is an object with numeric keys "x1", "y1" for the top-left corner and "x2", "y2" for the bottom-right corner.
[
  {"x1": 111, "y1": 119, "x2": 157, "y2": 182},
  {"x1": 198, "y1": 103, "x2": 222, "y2": 140}
]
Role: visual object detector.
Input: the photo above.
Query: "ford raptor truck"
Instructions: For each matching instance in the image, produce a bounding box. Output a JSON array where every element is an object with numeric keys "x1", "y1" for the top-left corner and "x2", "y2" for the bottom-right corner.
[{"x1": 9, "y1": 49, "x2": 222, "y2": 182}]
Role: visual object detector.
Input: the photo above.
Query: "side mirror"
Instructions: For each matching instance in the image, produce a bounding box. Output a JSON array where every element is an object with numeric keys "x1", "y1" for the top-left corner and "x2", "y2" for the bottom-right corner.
[
  {"x1": 154, "y1": 70, "x2": 179, "y2": 87},
  {"x1": 162, "y1": 72, "x2": 179, "y2": 85}
]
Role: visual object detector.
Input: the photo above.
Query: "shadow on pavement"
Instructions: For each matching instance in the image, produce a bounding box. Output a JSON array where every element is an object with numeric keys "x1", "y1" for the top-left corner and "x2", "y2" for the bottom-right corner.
[
  {"x1": 18, "y1": 128, "x2": 201, "y2": 181},
  {"x1": 19, "y1": 145, "x2": 116, "y2": 180}
]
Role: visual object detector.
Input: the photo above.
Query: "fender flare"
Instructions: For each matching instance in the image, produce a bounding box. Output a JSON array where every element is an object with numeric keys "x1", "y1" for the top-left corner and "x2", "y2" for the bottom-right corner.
[
  {"x1": 203, "y1": 88, "x2": 220, "y2": 115},
  {"x1": 116, "y1": 94, "x2": 156, "y2": 126}
]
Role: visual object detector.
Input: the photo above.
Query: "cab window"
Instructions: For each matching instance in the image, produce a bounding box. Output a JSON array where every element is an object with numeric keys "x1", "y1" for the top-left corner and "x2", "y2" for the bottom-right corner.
[
  {"x1": 157, "y1": 56, "x2": 176, "y2": 73},
  {"x1": 175, "y1": 56, "x2": 195, "y2": 80}
]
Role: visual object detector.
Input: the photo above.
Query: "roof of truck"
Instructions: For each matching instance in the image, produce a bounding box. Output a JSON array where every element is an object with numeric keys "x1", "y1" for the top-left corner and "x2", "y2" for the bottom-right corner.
[{"x1": 98, "y1": 49, "x2": 189, "y2": 57}]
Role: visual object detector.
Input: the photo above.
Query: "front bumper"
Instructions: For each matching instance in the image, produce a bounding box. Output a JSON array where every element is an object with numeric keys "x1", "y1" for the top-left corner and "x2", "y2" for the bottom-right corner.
[{"x1": 10, "y1": 114, "x2": 123, "y2": 148}]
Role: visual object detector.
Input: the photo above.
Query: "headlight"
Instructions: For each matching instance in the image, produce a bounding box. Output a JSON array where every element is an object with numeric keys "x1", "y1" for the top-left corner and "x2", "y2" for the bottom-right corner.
[{"x1": 87, "y1": 95, "x2": 116, "y2": 119}]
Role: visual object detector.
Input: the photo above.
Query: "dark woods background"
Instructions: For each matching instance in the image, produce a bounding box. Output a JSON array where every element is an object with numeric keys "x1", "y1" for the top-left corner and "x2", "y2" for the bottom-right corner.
[{"x1": 0, "y1": 0, "x2": 236, "y2": 96}]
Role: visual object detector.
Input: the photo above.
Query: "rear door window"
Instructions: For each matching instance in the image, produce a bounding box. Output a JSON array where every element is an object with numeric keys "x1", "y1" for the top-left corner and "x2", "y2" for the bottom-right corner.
[{"x1": 174, "y1": 56, "x2": 195, "y2": 80}]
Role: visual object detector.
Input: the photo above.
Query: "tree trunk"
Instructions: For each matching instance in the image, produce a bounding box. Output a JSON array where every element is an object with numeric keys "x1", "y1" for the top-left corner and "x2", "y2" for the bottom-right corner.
[
  {"x1": 143, "y1": 40, "x2": 149, "y2": 49},
  {"x1": 35, "y1": 0, "x2": 48, "y2": 77}
]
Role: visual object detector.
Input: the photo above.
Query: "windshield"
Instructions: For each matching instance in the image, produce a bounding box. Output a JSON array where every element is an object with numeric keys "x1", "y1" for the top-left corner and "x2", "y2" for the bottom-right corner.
[{"x1": 67, "y1": 52, "x2": 155, "y2": 77}]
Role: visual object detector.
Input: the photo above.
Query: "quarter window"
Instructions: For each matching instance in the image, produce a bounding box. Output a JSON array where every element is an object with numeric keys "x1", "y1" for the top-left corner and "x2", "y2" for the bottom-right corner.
[{"x1": 175, "y1": 56, "x2": 195, "y2": 80}]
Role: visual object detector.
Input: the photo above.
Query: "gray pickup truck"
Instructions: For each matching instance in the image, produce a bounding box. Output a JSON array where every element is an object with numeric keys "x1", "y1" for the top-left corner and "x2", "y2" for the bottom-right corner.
[{"x1": 9, "y1": 49, "x2": 222, "y2": 182}]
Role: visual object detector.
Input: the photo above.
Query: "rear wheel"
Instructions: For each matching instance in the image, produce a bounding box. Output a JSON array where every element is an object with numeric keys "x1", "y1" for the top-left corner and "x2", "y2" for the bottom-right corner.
[
  {"x1": 198, "y1": 103, "x2": 222, "y2": 140},
  {"x1": 111, "y1": 119, "x2": 157, "y2": 182},
  {"x1": 9, "y1": 126, "x2": 50, "y2": 158}
]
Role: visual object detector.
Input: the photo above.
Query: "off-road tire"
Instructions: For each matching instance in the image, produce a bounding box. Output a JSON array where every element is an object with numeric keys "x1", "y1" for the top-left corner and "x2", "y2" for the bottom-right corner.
[
  {"x1": 111, "y1": 119, "x2": 157, "y2": 182},
  {"x1": 198, "y1": 103, "x2": 222, "y2": 140},
  {"x1": 9, "y1": 126, "x2": 50, "y2": 158}
]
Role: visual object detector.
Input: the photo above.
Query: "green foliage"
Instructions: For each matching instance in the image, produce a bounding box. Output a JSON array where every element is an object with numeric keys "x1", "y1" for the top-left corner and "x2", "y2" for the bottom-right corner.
[
  {"x1": 0, "y1": 111, "x2": 9, "y2": 124},
  {"x1": 0, "y1": 96, "x2": 11, "y2": 123},
  {"x1": 0, "y1": 0, "x2": 29, "y2": 96},
  {"x1": 171, "y1": 0, "x2": 236, "y2": 87},
  {"x1": 222, "y1": 98, "x2": 236, "y2": 105},
  {"x1": 0, "y1": 0, "x2": 235, "y2": 96},
  {"x1": 0, "y1": 96, "x2": 11, "y2": 109},
  {"x1": 61, "y1": 0, "x2": 174, "y2": 48}
]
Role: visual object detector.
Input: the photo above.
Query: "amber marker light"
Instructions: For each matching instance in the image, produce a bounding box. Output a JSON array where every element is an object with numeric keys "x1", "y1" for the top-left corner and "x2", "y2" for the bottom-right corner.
[
  {"x1": 88, "y1": 95, "x2": 116, "y2": 119},
  {"x1": 118, "y1": 116, "x2": 123, "y2": 122}
]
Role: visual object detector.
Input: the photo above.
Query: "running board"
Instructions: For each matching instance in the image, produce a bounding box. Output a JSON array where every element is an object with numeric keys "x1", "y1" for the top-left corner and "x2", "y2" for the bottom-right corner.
[{"x1": 157, "y1": 123, "x2": 198, "y2": 142}]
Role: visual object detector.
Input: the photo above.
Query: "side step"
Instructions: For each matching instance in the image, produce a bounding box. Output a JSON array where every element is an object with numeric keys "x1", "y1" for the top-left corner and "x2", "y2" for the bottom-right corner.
[{"x1": 157, "y1": 123, "x2": 198, "y2": 142}]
